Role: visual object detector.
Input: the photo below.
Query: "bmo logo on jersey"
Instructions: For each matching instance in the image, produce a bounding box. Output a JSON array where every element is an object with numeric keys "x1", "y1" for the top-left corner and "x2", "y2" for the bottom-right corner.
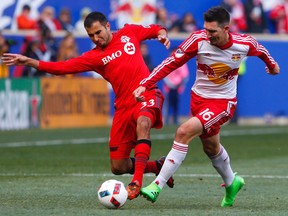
[{"x1": 102, "y1": 51, "x2": 122, "y2": 65}]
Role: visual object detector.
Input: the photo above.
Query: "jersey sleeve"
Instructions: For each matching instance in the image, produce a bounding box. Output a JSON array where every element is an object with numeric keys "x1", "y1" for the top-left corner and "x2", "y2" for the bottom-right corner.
[
  {"x1": 246, "y1": 35, "x2": 276, "y2": 69},
  {"x1": 124, "y1": 23, "x2": 166, "y2": 41},
  {"x1": 140, "y1": 33, "x2": 199, "y2": 89},
  {"x1": 38, "y1": 51, "x2": 96, "y2": 75}
]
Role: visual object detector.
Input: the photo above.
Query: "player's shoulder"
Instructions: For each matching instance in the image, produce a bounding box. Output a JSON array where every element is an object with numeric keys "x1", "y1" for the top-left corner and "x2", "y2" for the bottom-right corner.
[
  {"x1": 230, "y1": 32, "x2": 257, "y2": 43},
  {"x1": 188, "y1": 30, "x2": 208, "y2": 42},
  {"x1": 111, "y1": 24, "x2": 131, "y2": 39},
  {"x1": 122, "y1": 23, "x2": 157, "y2": 30},
  {"x1": 123, "y1": 23, "x2": 134, "y2": 28},
  {"x1": 116, "y1": 23, "x2": 140, "y2": 35},
  {"x1": 192, "y1": 30, "x2": 207, "y2": 37},
  {"x1": 121, "y1": 23, "x2": 146, "y2": 30},
  {"x1": 178, "y1": 30, "x2": 207, "y2": 51},
  {"x1": 116, "y1": 24, "x2": 130, "y2": 32}
]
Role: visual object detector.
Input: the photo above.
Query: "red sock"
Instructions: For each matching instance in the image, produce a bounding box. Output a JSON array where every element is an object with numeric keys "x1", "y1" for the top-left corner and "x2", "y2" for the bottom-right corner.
[
  {"x1": 145, "y1": 160, "x2": 158, "y2": 174},
  {"x1": 131, "y1": 139, "x2": 151, "y2": 186}
]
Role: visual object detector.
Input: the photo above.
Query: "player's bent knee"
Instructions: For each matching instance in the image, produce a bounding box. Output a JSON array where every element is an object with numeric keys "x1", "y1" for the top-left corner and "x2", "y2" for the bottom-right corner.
[
  {"x1": 111, "y1": 166, "x2": 126, "y2": 175},
  {"x1": 137, "y1": 118, "x2": 151, "y2": 131},
  {"x1": 176, "y1": 125, "x2": 189, "y2": 138}
]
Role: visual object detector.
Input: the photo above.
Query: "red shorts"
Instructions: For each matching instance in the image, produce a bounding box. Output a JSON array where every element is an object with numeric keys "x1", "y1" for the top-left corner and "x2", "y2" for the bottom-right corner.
[
  {"x1": 109, "y1": 88, "x2": 164, "y2": 159},
  {"x1": 190, "y1": 91, "x2": 237, "y2": 139}
]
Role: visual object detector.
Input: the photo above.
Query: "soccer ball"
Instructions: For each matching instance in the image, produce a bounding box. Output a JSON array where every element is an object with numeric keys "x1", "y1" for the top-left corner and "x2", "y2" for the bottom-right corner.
[{"x1": 97, "y1": 179, "x2": 128, "y2": 209}]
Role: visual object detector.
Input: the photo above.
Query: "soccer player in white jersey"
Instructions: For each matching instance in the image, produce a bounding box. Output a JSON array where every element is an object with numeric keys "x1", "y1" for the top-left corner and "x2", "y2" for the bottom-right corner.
[{"x1": 133, "y1": 6, "x2": 280, "y2": 207}]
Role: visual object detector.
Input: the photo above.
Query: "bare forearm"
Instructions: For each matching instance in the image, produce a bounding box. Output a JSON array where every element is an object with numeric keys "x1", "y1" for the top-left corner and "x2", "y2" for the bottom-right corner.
[{"x1": 25, "y1": 57, "x2": 39, "y2": 68}]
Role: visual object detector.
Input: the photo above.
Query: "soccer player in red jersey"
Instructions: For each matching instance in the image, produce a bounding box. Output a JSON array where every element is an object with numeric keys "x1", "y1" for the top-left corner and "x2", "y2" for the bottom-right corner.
[
  {"x1": 2, "y1": 11, "x2": 173, "y2": 200},
  {"x1": 133, "y1": 6, "x2": 280, "y2": 206}
]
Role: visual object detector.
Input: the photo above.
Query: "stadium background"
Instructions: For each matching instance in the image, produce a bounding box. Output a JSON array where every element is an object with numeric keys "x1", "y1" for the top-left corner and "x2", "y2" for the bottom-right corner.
[{"x1": 0, "y1": 0, "x2": 287, "y2": 130}]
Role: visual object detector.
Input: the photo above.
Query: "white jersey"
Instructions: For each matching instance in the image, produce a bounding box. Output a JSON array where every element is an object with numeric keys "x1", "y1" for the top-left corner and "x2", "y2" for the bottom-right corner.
[{"x1": 140, "y1": 30, "x2": 276, "y2": 99}]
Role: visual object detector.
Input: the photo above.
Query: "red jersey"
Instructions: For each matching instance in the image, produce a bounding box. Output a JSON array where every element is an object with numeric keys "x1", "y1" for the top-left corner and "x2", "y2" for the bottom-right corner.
[
  {"x1": 39, "y1": 24, "x2": 165, "y2": 108},
  {"x1": 17, "y1": 14, "x2": 37, "y2": 30},
  {"x1": 270, "y1": 4, "x2": 288, "y2": 33},
  {"x1": 140, "y1": 30, "x2": 276, "y2": 99}
]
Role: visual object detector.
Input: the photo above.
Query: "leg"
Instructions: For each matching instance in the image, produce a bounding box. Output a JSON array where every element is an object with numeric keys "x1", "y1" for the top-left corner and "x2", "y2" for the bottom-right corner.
[
  {"x1": 126, "y1": 115, "x2": 152, "y2": 200},
  {"x1": 140, "y1": 117, "x2": 203, "y2": 202},
  {"x1": 154, "y1": 117, "x2": 203, "y2": 187},
  {"x1": 109, "y1": 105, "x2": 155, "y2": 200},
  {"x1": 201, "y1": 134, "x2": 245, "y2": 207},
  {"x1": 128, "y1": 88, "x2": 167, "y2": 200},
  {"x1": 201, "y1": 134, "x2": 234, "y2": 186},
  {"x1": 129, "y1": 113, "x2": 175, "y2": 188},
  {"x1": 132, "y1": 115, "x2": 152, "y2": 185},
  {"x1": 131, "y1": 88, "x2": 165, "y2": 184}
]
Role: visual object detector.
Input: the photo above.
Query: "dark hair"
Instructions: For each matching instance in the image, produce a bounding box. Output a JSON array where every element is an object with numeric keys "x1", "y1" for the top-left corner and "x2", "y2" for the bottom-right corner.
[
  {"x1": 204, "y1": 6, "x2": 230, "y2": 27},
  {"x1": 23, "y1": 4, "x2": 31, "y2": 11},
  {"x1": 84, "y1": 12, "x2": 108, "y2": 28}
]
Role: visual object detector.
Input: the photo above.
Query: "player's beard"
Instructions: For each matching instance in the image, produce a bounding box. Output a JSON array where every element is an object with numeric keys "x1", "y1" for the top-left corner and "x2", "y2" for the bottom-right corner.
[
  {"x1": 209, "y1": 37, "x2": 218, "y2": 45},
  {"x1": 96, "y1": 40, "x2": 105, "y2": 47},
  {"x1": 96, "y1": 33, "x2": 112, "y2": 48}
]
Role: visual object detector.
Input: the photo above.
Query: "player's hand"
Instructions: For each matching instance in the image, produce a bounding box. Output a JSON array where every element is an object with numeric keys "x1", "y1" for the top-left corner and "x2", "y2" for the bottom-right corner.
[
  {"x1": 266, "y1": 62, "x2": 280, "y2": 75},
  {"x1": 1, "y1": 53, "x2": 29, "y2": 66},
  {"x1": 158, "y1": 35, "x2": 170, "y2": 50},
  {"x1": 133, "y1": 86, "x2": 146, "y2": 102}
]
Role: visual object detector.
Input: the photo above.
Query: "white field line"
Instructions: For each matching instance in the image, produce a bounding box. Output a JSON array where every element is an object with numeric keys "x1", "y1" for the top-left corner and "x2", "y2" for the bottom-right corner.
[
  {"x1": 0, "y1": 172, "x2": 287, "y2": 179},
  {"x1": 0, "y1": 127, "x2": 288, "y2": 148}
]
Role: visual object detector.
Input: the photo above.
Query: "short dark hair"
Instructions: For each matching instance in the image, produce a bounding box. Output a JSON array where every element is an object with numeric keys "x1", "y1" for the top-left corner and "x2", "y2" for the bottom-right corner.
[
  {"x1": 84, "y1": 12, "x2": 108, "y2": 28},
  {"x1": 23, "y1": 4, "x2": 31, "y2": 11},
  {"x1": 204, "y1": 6, "x2": 230, "y2": 27}
]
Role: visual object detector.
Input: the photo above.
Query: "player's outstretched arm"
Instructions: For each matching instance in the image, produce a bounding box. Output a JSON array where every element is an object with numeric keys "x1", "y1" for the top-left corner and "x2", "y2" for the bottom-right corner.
[
  {"x1": 266, "y1": 62, "x2": 280, "y2": 75},
  {"x1": 1, "y1": 53, "x2": 39, "y2": 68},
  {"x1": 133, "y1": 86, "x2": 146, "y2": 102}
]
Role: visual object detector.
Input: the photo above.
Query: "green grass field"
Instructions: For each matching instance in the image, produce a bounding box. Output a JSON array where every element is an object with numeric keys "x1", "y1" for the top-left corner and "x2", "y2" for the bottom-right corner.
[{"x1": 1, "y1": 124, "x2": 288, "y2": 216}]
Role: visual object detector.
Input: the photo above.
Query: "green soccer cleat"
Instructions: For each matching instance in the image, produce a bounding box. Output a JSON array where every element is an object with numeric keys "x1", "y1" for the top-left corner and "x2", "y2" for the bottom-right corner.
[
  {"x1": 140, "y1": 182, "x2": 161, "y2": 203},
  {"x1": 221, "y1": 174, "x2": 245, "y2": 207}
]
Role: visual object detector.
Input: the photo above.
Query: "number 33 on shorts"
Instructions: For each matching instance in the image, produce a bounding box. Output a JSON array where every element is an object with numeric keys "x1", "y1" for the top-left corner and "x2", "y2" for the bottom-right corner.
[{"x1": 141, "y1": 99, "x2": 155, "y2": 109}]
